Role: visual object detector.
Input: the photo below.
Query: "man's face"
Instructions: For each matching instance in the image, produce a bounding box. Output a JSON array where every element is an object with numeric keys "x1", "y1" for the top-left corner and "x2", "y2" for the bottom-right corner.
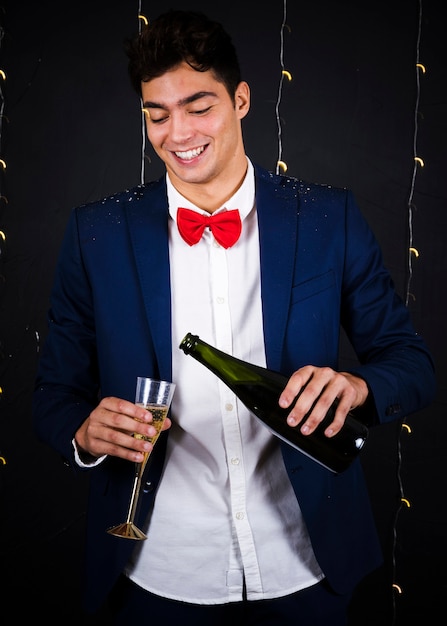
[{"x1": 141, "y1": 62, "x2": 250, "y2": 206}]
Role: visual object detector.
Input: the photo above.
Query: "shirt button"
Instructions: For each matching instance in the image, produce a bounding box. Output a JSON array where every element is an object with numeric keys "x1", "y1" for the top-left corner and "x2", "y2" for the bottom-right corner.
[
  {"x1": 225, "y1": 403, "x2": 233, "y2": 412},
  {"x1": 231, "y1": 457, "x2": 240, "y2": 465},
  {"x1": 216, "y1": 296, "x2": 225, "y2": 304},
  {"x1": 236, "y1": 512, "x2": 244, "y2": 520}
]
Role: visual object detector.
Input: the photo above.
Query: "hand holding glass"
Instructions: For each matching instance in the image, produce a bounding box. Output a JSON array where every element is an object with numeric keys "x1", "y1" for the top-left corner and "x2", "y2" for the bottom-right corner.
[{"x1": 107, "y1": 377, "x2": 176, "y2": 540}]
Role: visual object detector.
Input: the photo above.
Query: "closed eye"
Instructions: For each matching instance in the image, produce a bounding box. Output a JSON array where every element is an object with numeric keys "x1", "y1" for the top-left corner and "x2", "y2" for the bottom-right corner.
[
  {"x1": 150, "y1": 115, "x2": 169, "y2": 124},
  {"x1": 190, "y1": 106, "x2": 212, "y2": 115}
]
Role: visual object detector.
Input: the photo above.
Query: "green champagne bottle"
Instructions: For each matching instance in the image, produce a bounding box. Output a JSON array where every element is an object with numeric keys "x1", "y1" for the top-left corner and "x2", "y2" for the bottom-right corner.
[{"x1": 179, "y1": 332, "x2": 368, "y2": 473}]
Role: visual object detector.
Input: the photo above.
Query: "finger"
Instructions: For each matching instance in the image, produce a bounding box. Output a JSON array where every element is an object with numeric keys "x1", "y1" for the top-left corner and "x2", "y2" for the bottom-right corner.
[
  {"x1": 285, "y1": 367, "x2": 333, "y2": 426},
  {"x1": 93, "y1": 422, "x2": 155, "y2": 462},
  {"x1": 101, "y1": 396, "x2": 154, "y2": 422},
  {"x1": 287, "y1": 389, "x2": 334, "y2": 434},
  {"x1": 294, "y1": 381, "x2": 355, "y2": 437},
  {"x1": 161, "y1": 417, "x2": 172, "y2": 431},
  {"x1": 278, "y1": 366, "x2": 315, "y2": 408}
]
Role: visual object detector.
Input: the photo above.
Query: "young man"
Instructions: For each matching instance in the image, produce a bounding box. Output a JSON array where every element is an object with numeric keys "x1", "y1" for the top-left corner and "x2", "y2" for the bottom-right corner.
[{"x1": 33, "y1": 10, "x2": 435, "y2": 625}]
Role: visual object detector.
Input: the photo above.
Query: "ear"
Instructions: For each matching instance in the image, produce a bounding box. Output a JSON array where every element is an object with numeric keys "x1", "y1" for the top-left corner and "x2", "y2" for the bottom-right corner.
[{"x1": 235, "y1": 81, "x2": 250, "y2": 119}]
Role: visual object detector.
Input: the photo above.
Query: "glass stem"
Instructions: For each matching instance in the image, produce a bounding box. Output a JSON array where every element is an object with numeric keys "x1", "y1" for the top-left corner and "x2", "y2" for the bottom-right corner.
[{"x1": 125, "y1": 462, "x2": 144, "y2": 524}]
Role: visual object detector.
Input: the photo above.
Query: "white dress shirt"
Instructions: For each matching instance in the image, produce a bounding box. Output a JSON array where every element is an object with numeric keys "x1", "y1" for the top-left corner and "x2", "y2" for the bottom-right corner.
[{"x1": 125, "y1": 158, "x2": 324, "y2": 603}]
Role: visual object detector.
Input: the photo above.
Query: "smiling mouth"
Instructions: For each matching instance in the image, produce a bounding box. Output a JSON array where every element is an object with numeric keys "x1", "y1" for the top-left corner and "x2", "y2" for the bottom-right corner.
[{"x1": 174, "y1": 146, "x2": 206, "y2": 160}]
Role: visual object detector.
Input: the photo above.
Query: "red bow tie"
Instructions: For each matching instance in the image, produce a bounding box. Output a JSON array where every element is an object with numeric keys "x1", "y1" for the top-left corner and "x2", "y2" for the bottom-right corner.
[{"x1": 177, "y1": 207, "x2": 242, "y2": 249}]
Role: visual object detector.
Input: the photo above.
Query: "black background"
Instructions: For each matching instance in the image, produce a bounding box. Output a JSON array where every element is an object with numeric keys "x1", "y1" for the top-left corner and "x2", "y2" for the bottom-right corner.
[{"x1": 0, "y1": 1, "x2": 445, "y2": 623}]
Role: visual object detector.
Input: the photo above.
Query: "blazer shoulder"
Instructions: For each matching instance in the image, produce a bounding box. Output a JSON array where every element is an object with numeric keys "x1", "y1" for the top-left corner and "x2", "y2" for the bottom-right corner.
[
  {"x1": 74, "y1": 176, "x2": 167, "y2": 218},
  {"x1": 253, "y1": 162, "x2": 350, "y2": 204}
]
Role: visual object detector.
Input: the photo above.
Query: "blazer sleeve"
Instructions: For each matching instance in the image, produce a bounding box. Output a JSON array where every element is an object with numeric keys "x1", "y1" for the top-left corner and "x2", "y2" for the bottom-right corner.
[
  {"x1": 339, "y1": 189, "x2": 436, "y2": 425},
  {"x1": 33, "y1": 207, "x2": 100, "y2": 468}
]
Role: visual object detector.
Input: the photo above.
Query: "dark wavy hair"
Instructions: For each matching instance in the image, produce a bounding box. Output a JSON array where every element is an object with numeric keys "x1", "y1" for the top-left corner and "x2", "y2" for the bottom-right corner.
[{"x1": 125, "y1": 10, "x2": 242, "y2": 103}]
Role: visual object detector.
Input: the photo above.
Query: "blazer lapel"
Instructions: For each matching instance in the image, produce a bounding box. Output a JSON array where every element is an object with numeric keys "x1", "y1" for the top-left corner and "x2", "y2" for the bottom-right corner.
[
  {"x1": 125, "y1": 179, "x2": 173, "y2": 381},
  {"x1": 255, "y1": 166, "x2": 299, "y2": 372}
]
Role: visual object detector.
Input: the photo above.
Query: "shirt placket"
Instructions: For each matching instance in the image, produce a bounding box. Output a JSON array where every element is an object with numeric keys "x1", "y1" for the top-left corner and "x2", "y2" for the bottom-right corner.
[{"x1": 206, "y1": 229, "x2": 263, "y2": 597}]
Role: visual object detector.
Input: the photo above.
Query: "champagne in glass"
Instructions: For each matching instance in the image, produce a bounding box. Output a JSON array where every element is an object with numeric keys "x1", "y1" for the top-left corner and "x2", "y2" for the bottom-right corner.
[
  {"x1": 134, "y1": 403, "x2": 169, "y2": 446},
  {"x1": 107, "y1": 377, "x2": 176, "y2": 540}
]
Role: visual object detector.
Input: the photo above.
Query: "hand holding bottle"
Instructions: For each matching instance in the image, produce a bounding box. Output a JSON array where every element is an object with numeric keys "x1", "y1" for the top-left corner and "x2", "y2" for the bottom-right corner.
[
  {"x1": 179, "y1": 332, "x2": 369, "y2": 473},
  {"x1": 278, "y1": 365, "x2": 369, "y2": 438}
]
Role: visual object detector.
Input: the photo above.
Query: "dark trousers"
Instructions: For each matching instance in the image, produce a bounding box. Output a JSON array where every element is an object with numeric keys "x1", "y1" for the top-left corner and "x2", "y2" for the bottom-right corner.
[{"x1": 109, "y1": 575, "x2": 351, "y2": 625}]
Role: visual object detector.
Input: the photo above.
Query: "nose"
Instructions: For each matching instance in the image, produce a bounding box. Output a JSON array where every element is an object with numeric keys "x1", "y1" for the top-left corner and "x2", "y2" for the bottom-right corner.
[{"x1": 168, "y1": 111, "x2": 194, "y2": 144}]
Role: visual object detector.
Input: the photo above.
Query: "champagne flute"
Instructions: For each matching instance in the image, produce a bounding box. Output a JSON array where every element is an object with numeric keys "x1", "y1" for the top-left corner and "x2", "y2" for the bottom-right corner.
[{"x1": 107, "y1": 377, "x2": 176, "y2": 540}]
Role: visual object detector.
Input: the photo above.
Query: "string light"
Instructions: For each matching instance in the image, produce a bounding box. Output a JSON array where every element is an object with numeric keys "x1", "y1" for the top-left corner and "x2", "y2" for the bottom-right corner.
[
  {"x1": 138, "y1": 0, "x2": 148, "y2": 184},
  {"x1": 390, "y1": 4, "x2": 426, "y2": 619},
  {"x1": 0, "y1": 19, "x2": 6, "y2": 459},
  {"x1": 405, "y1": 1, "x2": 424, "y2": 308},
  {"x1": 275, "y1": 0, "x2": 288, "y2": 175}
]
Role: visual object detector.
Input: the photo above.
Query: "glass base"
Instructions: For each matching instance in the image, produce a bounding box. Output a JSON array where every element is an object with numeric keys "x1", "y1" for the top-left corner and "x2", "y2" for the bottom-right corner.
[{"x1": 107, "y1": 522, "x2": 147, "y2": 540}]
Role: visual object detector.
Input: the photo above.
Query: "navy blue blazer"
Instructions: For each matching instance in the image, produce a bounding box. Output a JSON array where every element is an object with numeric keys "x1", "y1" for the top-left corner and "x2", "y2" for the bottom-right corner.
[{"x1": 33, "y1": 163, "x2": 435, "y2": 613}]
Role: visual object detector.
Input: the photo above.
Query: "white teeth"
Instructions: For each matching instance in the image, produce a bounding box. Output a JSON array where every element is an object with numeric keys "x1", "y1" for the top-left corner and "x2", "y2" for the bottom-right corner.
[{"x1": 175, "y1": 146, "x2": 205, "y2": 160}]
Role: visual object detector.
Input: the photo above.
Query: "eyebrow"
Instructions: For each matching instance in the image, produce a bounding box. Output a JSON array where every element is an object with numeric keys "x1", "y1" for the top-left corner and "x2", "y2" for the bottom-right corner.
[{"x1": 142, "y1": 91, "x2": 218, "y2": 110}]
